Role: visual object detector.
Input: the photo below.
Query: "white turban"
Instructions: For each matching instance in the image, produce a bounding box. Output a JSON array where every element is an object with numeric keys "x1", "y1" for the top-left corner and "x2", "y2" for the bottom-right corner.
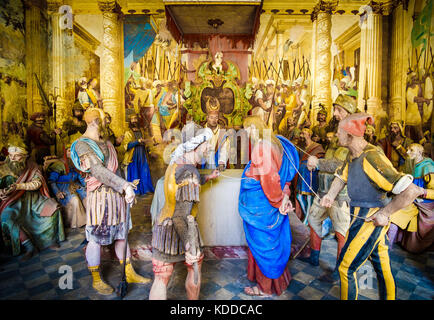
[
  {"x1": 294, "y1": 77, "x2": 304, "y2": 85},
  {"x1": 8, "y1": 146, "x2": 28, "y2": 155},
  {"x1": 79, "y1": 77, "x2": 88, "y2": 88},
  {"x1": 170, "y1": 128, "x2": 213, "y2": 164},
  {"x1": 153, "y1": 80, "x2": 161, "y2": 87},
  {"x1": 265, "y1": 79, "x2": 275, "y2": 86}
]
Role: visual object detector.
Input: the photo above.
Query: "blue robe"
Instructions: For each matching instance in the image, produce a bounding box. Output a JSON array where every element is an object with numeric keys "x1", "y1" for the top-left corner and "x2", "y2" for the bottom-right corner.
[
  {"x1": 47, "y1": 163, "x2": 86, "y2": 207},
  {"x1": 127, "y1": 141, "x2": 154, "y2": 195},
  {"x1": 238, "y1": 136, "x2": 299, "y2": 279}
]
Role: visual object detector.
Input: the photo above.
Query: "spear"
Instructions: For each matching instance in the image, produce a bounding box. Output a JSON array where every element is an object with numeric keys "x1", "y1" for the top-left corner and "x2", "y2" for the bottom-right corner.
[
  {"x1": 266, "y1": 57, "x2": 283, "y2": 127},
  {"x1": 116, "y1": 180, "x2": 139, "y2": 299},
  {"x1": 263, "y1": 60, "x2": 269, "y2": 79},
  {"x1": 116, "y1": 202, "x2": 131, "y2": 299}
]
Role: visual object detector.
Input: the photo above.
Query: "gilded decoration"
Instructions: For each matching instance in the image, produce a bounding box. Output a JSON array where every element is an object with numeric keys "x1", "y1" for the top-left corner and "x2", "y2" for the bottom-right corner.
[{"x1": 183, "y1": 52, "x2": 252, "y2": 127}]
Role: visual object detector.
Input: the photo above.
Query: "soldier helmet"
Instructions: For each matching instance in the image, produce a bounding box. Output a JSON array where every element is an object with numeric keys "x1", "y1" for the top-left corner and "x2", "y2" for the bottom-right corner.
[{"x1": 333, "y1": 94, "x2": 357, "y2": 115}]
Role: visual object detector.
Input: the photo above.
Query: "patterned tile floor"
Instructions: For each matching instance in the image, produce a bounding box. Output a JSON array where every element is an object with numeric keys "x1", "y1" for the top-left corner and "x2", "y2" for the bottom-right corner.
[{"x1": 0, "y1": 196, "x2": 433, "y2": 300}]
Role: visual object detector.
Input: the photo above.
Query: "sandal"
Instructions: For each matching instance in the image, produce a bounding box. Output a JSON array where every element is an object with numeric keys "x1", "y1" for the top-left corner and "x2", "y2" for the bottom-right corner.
[{"x1": 244, "y1": 286, "x2": 267, "y2": 296}]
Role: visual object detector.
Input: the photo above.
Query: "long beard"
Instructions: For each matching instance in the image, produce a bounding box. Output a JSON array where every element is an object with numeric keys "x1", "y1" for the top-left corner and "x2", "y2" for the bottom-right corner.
[
  {"x1": 6, "y1": 158, "x2": 26, "y2": 176},
  {"x1": 299, "y1": 137, "x2": 307, "y2": 148}
]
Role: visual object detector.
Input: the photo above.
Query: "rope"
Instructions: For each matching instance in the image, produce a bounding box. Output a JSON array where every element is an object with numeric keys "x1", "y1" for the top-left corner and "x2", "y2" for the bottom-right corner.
[
  {"x1": 208, "y1": 141, "x2": 367, "y2": 221},
  {"x1": 281, "y1": 147, "x2": 367, "y2": 221}
]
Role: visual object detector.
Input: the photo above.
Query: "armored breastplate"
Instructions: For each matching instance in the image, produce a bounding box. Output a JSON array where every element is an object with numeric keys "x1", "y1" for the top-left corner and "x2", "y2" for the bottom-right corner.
[{"x1": 347, "y1": 154, "x2": 390, "y2": 208}]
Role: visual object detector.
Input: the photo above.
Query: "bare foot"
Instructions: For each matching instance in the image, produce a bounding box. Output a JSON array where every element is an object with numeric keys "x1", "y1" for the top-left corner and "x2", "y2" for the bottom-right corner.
[{"x1": 244, "y1": 286, "x2": 267, "y2": 296}]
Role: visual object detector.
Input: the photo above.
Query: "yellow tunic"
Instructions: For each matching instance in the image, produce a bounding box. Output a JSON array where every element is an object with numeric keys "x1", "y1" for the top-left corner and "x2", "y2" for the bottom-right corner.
[
  {"x1": 278, "y1": 93, "x2": 297, "y2": 133},
  {"x1": 158, "y1": 163, "x2": 198, "y2": 224},
  {"x1": 406, "y1": 86, "x2": 422, "y2": 126}
]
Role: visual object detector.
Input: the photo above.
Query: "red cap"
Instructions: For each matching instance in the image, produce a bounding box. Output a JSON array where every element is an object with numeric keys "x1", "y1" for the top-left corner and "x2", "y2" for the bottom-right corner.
[{"x1": 339, "y1": 113, "x2": 374, "y2": 137}]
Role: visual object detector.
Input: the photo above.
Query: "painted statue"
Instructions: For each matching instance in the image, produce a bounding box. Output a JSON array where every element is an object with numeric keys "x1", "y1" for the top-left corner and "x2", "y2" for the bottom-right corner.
[
  {"x1": 26, "y1": 112, "x2": 61, "y2": 165},
  {"x1": 301, "y1": 94, "x2": 355, "y2": 277},
  {"x1": 295, "y1": 128, "x2": 325, "y2": 224},
  {"x1": 321, "y1": 113, "x2": 426, "y2": 300},
  {"x1": 378, "y1": 121, "x2": 413, "y2": 172},
  {"x1": 70, "y1": 108, "x2": 150, "y2": 295},
  {"x1": 121, "y1": 114, "x2": 154, "y2": 195},
  {"x1": 311, "y1": 105, "x2": 329, "y2": 148},
  {"x1": 203, "y1": 96, "x2": 230, "y2": 171},
  {"x1": 149, "y1": 127, "x2": 219, "y2": 300},
  {"x1": 238, "y1": 116, "x2": 299, "y2": 296},
  {"x1": 61, "y1": 102, "x2": 87, "y2": 145},
  {"x1": 388, "y1": 143, "x2": 434, "y2": 253},
  {"x1": 0, "y1": 140, "x2": 65, "y2": 261},
  {"x1": 103, "y1": 112, "x2": 124, "y2": 148},
  {"x1": 45, "y1": 146, "x2": 87, "y2": 229}
]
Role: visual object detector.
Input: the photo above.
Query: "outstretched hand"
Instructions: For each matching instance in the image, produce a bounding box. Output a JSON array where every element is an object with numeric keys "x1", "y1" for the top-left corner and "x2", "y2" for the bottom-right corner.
[
  {"x1": 124, "y1": 182, "x2": 138, "y2": 204},
  {"x1": 365, "y1": 210, "x2": 390, "y2": 227},
  {"x1": 207, "y1": 169, "x2": 220, "y2": 181},
  {"x1": 307, "y1": 156, "x2": 319, "y2": 171}
]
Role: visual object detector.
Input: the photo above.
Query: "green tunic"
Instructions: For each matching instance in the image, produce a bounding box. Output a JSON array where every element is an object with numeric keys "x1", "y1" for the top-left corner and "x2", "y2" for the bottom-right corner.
[{"x1": 0, "y1": 166, "x2": 65, "y2": 256}]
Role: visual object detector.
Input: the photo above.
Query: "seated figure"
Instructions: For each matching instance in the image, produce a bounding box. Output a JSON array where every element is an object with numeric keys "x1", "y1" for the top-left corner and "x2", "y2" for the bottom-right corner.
[
  {"x1": 0, "y1": 140, "x2": 65, "y2": 260},
  {"x1": 388, "y1": 143, "x2": 434, "y2": 253},
  {"x1": 45, "y1": 146, "x2": 87, "y2": 229}
]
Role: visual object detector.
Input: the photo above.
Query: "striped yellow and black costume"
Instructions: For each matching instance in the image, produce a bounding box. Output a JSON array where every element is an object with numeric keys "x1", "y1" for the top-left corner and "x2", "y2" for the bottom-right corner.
[{"x1": 334, "y1": 144, "x2": 413, "y2": 300}]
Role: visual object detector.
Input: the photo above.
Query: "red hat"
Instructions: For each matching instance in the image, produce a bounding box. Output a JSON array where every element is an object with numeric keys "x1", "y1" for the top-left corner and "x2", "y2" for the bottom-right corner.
[{"x1": 339, "y1": 113, "x2": 374, "y2": 137}]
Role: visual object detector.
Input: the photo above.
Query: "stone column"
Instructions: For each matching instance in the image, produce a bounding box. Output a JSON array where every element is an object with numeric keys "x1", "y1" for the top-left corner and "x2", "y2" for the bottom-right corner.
[
  {"x1": 357, "y1": 12, "x2": 368, "y2": 112},
  {"x1": 311, "y1": 1, "x2": 336, "y2": 122},
  {"x1": 25, "y1": 0, "x2": 44, "y2": 117},
  {"x1": 98, "y1": 0, "x2": 125, "y2": 137},
  {"x1": 358, "y1": 3, "x2": 387, "y2": 119},
  {"x1": 389, "y1": 1, "x2": 410, "y2": 121},
  {"x1": 366, "y1": 7, "x2": 383, "y2": 117},
  {"x1": 311, "y1": 19, "x2": 318, "y2": 125},
  {"x1": 47, "y1": 1, "x2": 68, "y2": 128}
]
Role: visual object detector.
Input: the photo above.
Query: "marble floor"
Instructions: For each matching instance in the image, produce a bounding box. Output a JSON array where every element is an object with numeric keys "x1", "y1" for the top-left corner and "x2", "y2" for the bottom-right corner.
[{"x1": 0, "y1": 195, "x2": 433, "y2": 300}]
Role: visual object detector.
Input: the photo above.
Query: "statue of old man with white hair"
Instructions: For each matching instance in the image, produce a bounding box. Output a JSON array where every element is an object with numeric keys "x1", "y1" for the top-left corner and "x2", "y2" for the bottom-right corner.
[{"x1": 0, "y1": 140, "x2": 65, "y2": 261}]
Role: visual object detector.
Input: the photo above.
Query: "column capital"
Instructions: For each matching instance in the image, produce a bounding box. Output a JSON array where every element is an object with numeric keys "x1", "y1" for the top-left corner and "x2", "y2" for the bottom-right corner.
[
  {"x1": 23, "y1": 0, "x2": 44, "y2": 10},
  {"x1": 98, "y1": 0, "x2": 121, "y2": 14},
  {"x1": 46, "y1": 0, "x2": 62, "y2": 14},
  {"x1": 391, "y1": 0, "x2": 409, "y2": 11},
  {"x1": 364, "y1": 1, "x2": 394, "y2": 15},
  {"x1": 311, "y1": 0, "x2": 339, "y2": 22}
]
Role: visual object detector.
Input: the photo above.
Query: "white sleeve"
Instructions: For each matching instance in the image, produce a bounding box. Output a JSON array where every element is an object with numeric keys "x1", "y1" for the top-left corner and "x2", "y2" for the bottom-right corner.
[{"x1": 391, "y1": 174, "x2": 414, "y2": 195}]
